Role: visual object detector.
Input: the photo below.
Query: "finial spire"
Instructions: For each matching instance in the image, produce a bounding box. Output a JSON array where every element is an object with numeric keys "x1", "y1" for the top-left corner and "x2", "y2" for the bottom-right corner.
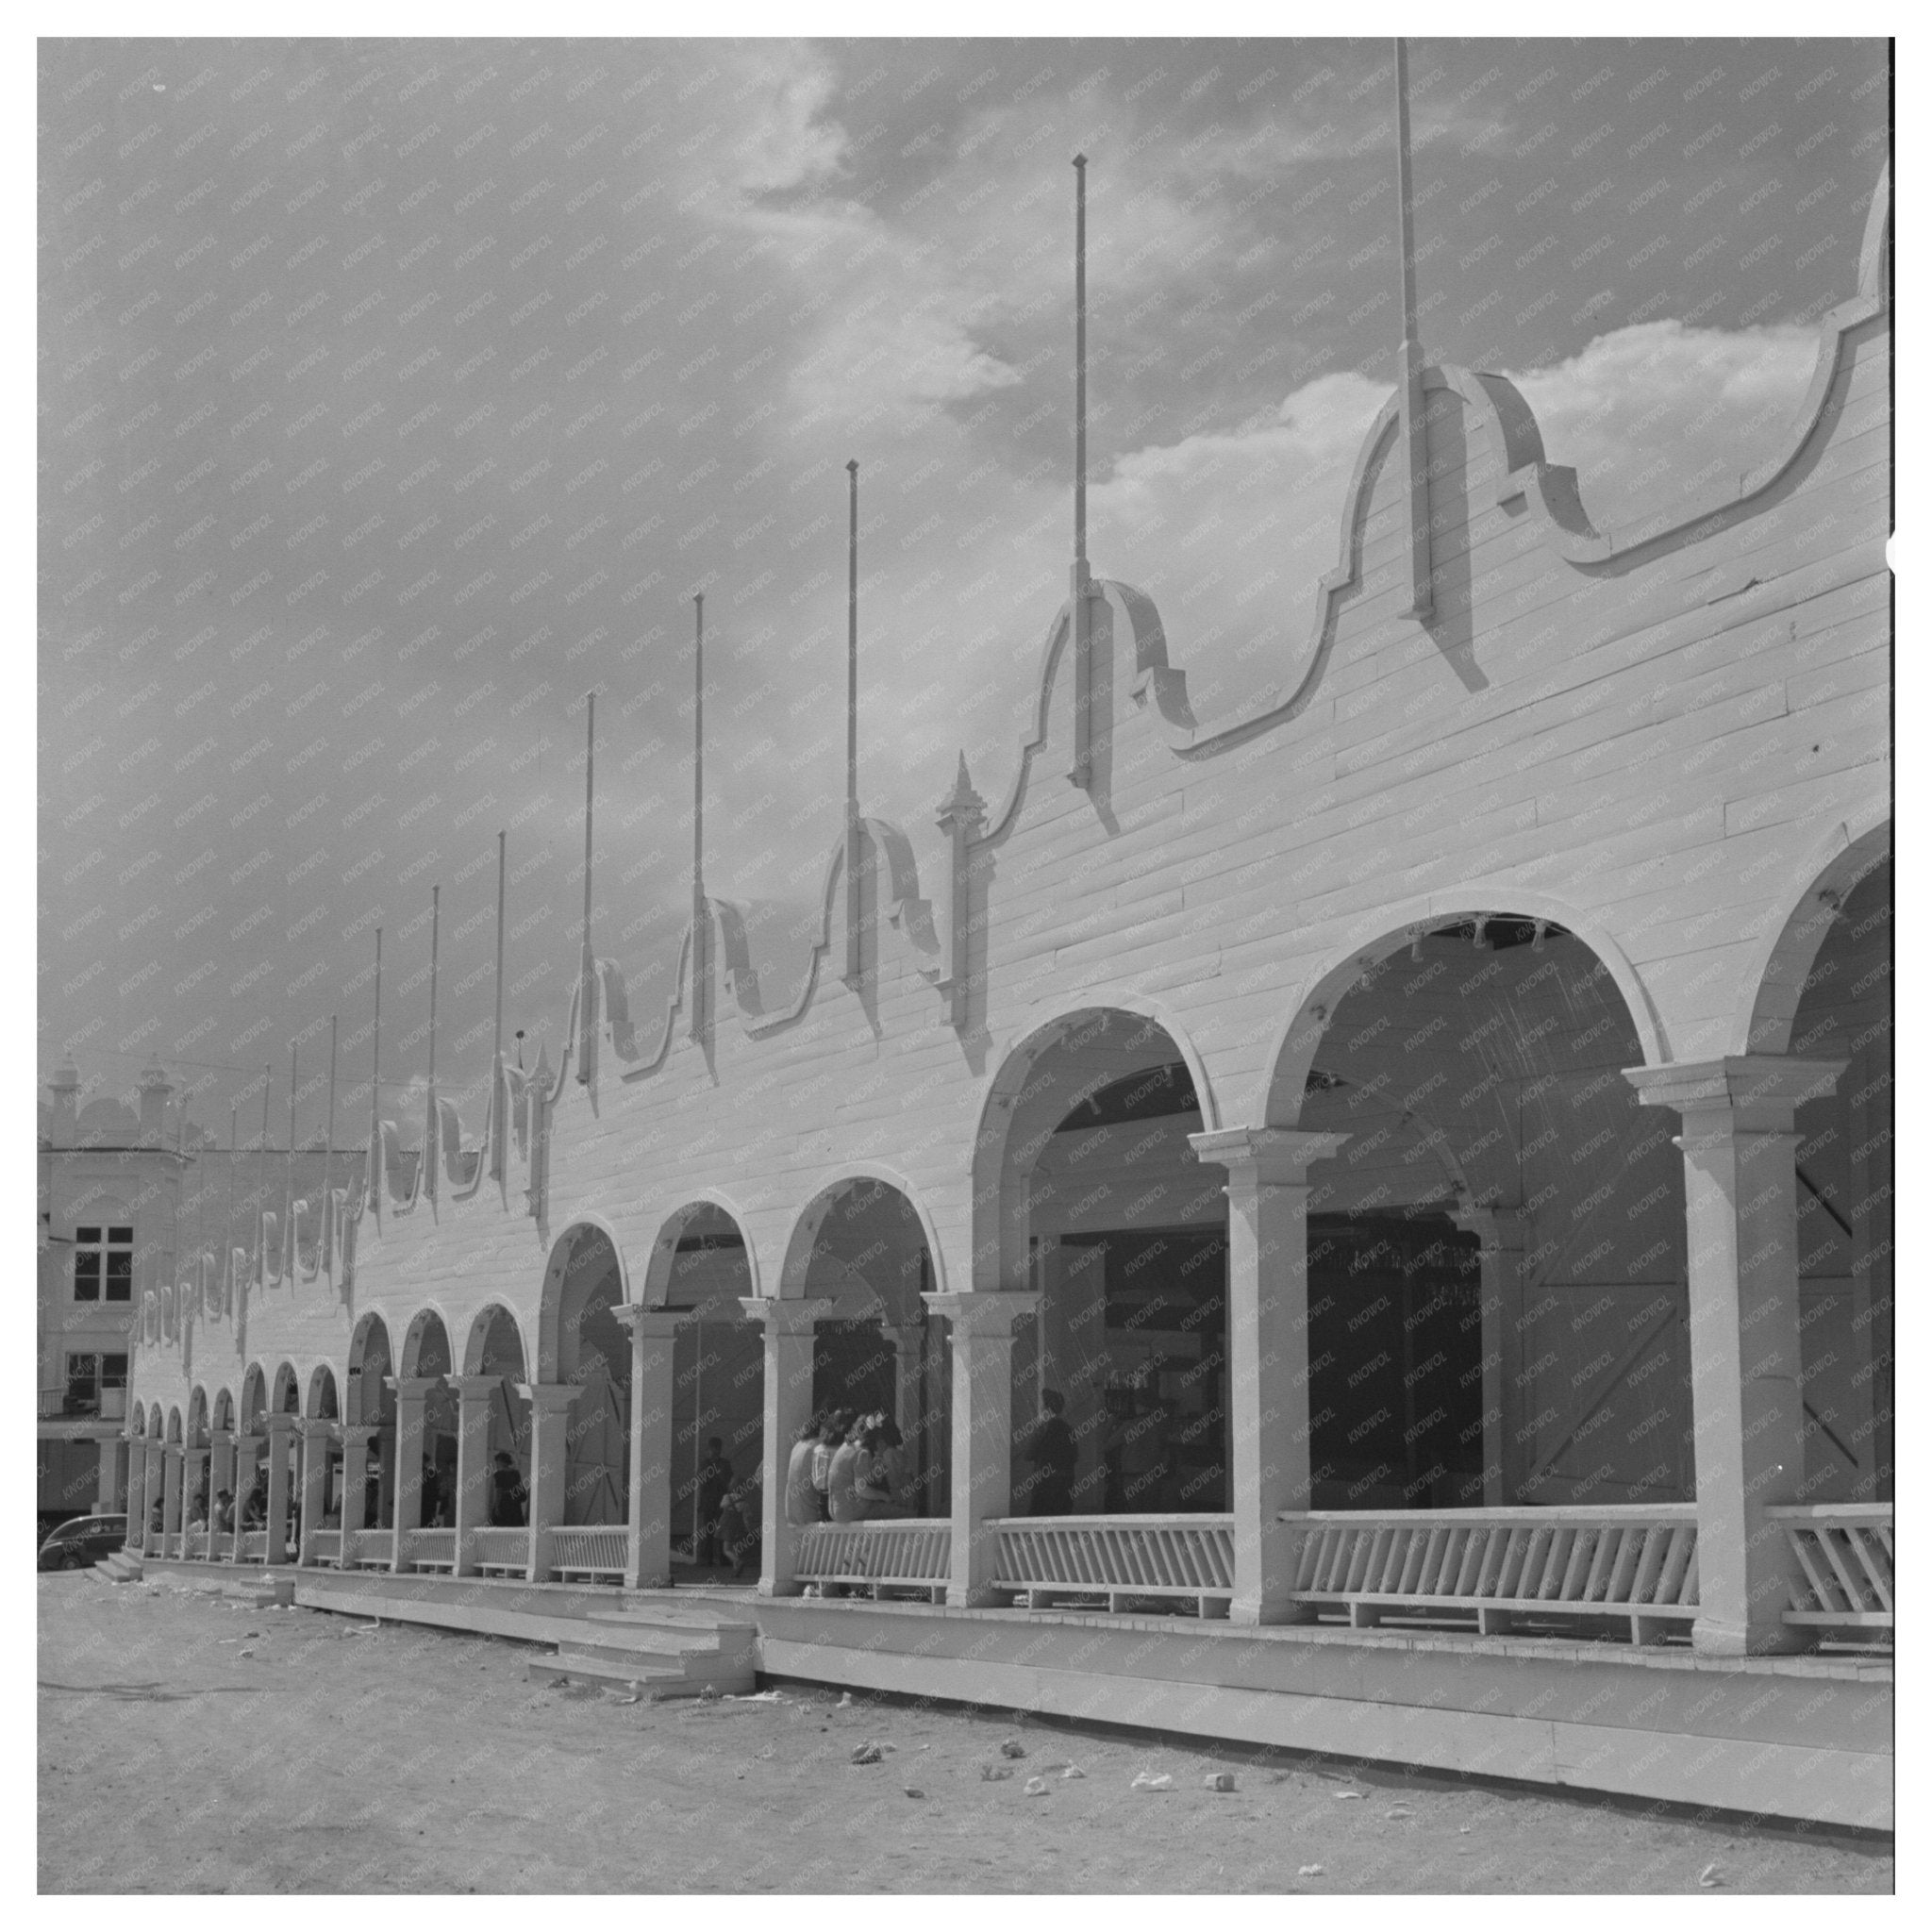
[
  {"x1": 1069, "y1": 153, "x2": 1095, "y2": 791},
  {"x1": 425, "y1": 881, "x2": 441, "y2": 1200},
  {"x1": 1394, "y1": 39, "x2": 1434, "y2": 621}
]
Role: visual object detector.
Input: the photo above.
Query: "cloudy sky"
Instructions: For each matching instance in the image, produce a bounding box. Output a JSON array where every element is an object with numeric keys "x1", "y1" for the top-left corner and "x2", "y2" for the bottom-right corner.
[{"x1": 38, "y1": 35, "x2": 1889, "y2": 1133}]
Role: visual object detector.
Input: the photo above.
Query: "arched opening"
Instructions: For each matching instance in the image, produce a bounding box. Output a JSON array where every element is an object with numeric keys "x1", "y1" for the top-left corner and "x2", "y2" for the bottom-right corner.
[
  {"x1": 346, "y1": 1317, "x2": 395, "y2": 1527},
  {"x1": 653, "y1": 1204, "x2": 759, "y2": 1572},
  {"x1": 185, "y1": 1390, "x2": 209, "y2": 1532},
  {"x1": 1274, "y1": 915, "x2": 1688, "y2": 1508},
  {"x1": 778, "y1": 1178, "x2": 948, "y2": 1518},
  {"x1": 462, "y1": 1305, "x2": 530, "y2": 1524},
  {"x1": 401, "y1": 1311, "x2": 458, "y2": 1528},
  {"x1": 211, "y1": 1390, "x2": 234, "y2": 1435},
  {"x1": 976, "y1": 1007, "x2": 1228, "y2": 1517},
  {"x1": 538, "y1": 1228, "x2": 629, "y2": 1527},
  {"x1": 1753, "y1": 841, "x2": 1892, "y2": 1502},
  {"x1": 307, "y1": 1367, "x2": 341, "y2": 1530}
]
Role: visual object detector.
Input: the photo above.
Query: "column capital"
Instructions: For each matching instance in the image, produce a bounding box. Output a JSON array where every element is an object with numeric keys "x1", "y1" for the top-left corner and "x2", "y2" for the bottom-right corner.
[
  {"x1": 1449, "y1": 1199, "x2": 1529, "y2": 1245},
  {"x1": 384, "y1": 1375, "x2": 445, "y2": 1402},
  {"x1": 263, "y1": 1412, "x2": 298, "y2": 1438},
  {"x1": 923, "y1": 1290, "x2": 1039, "y2": 1337},
  {"x1": 611, "y1": 1302, "x2": 696, "y2": 1341},
  {"x1": 296, "y1": 1417, "x2": 337, "y2": 1441},
  {"x1": 739, "y1": 1295, "x2": 835, "y2": 1336},
  {"x1": 338, "y1": 1422, "x2": 380, "y2": 1443},
  {"x1": 517, "y1": 1381, "x2": 580, "y2": 1414},
  {"x1": 208, "y1": 1428, "x2": 235, "y2": 1449},
  {"x1": 1624, "y1": 1056, "x2": 1845, "y2": 1128},
  {"x1": 1189, "y1": 1125, "x2": 1349, "y2": 1182},
  {"x1": 444, "y1": 1375, "x2": 502, "y2": 1403}
]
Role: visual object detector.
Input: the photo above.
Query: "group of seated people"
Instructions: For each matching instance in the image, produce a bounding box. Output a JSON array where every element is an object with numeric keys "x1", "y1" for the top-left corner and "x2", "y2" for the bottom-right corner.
[{"x1": 784, "y1": 1408, "x2": 912, "y2": 1524}]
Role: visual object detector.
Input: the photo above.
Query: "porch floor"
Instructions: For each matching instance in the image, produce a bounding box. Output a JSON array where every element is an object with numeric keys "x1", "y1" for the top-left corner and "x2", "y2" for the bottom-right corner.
[{"x1": 135, "y1": 1560, "x2": 1891, "y2": 1831}]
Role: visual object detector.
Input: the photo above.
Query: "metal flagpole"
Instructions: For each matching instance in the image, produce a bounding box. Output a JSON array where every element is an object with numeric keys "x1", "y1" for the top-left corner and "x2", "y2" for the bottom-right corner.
[
  {"x1": 227, "y1": 1104, "x2": 238, "y2": 1316},
  {"x1": 257, "y1": 1067, "x2": 271, "y2": 1291},
  {"x1": 371, "y1": 927, "x2": 383, "y2": 1228},
  {"x1": 1395, "y1": 38, "x2": 1434, "y2": 621},
  {"x1": 843, "y1": 460, "x2": 862, "y2": 989},
  {"x1": 578, "y1": 694, "x2": 596, "y2": 1085},
  {"x1": 1069, "y1": 154, "x2": 1094, "y2": 791},
  {"x1": 690, "y1": 595, "x2": 707, "y2": 1042},
  {"x1": 284, "y1": 1041, "x2": 297, "y2": 1282},
  {"x1": 323, "y1": 1015, "x2": 337, "y2": 1274},
  {"x1": 492, "y1": 831, "x2": 508, "y2": 1177},
  {"x1": 426, "y1": 883, "x2": 440, "y2": 1207}
]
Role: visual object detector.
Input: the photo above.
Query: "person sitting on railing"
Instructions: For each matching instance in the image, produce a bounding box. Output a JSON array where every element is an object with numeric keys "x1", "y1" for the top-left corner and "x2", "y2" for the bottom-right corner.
[
  {"x1": 854, "y1": 1420, "x2": 912, "y2": 1521},
  {"x1": 826, "y1": 1425, "x2": 865, "y2": 1524},
  {"x1": 813, "y1": 1412, "x2": 852, "y2": 1519},
  {"x1": 785, "y1": 1414, "x2": 827, "y2": 1526}
]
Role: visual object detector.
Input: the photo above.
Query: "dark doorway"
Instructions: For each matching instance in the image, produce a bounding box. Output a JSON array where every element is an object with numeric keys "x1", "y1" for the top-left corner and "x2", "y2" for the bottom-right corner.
[
  {"x1": 1308, "y1": 1212, "x2": 1484, "y2": 1508},
  {"x1": 812, "y1": 1320, "x2": 898, "y2": 1424},
  {"x1": 1054, "y1": 1227, "x2": 1229, "y2": 1514}
]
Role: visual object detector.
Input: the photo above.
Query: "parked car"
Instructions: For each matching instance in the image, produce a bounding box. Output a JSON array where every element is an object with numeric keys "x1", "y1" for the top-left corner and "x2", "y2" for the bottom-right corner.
[{"x1": 38, "y1": 1514, "x2": 127, "y2": 1572}]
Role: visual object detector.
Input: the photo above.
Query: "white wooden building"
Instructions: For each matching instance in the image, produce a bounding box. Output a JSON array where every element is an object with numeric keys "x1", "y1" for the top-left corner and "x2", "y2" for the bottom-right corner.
[{"x1": 116, "y1": 165, "x2": 1892, "y2": 1829}]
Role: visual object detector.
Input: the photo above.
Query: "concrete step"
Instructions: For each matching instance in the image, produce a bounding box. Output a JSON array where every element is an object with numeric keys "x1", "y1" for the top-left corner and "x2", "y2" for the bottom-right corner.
[
  {"x1": 94, "y1": 1552, "x2": 142, "y2": 1583},
  {"x1": 526, "y1": 1647, "x2": 757, "y2": 1698}
]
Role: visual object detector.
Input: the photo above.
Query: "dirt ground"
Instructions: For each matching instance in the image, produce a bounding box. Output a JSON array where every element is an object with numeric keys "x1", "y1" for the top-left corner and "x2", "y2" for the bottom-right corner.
[{"x1": 38, "y1": 1572, "x2": 1891, "y2": 1894}]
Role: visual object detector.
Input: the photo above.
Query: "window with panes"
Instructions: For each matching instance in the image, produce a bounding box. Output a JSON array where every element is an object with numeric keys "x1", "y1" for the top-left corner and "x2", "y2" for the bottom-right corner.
[
  {"x1": 64, "y1": 1353, "x2": 128, "y2": 1413},
  {"x1": 73, "y1": 1224, "x2": 133, "y2": 1303}
]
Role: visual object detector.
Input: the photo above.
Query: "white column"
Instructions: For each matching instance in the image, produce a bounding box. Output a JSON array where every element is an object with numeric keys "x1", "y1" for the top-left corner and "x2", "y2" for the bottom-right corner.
[
  {"x1": 121, "y1": 1435, "x2": 144, "y2": 1548},
  {"x1": 1190, "y1": 1126, "x2": 1348, "y2": 1626},
  {"x1": 1451, "y1": 1203, "x2": 1529, "y2": 1506},
  {"x1": 614, "y1": 1307, "x2": 691, "y2": 1590},
  {"x1": 741, "y1": 1298, "x2": 831, "y2": 1598},
  {"x1": 297, "y1": 1421, "x2": 331, "y2": 1565},
  {"x1": 386, "y1": 1376, "x2": 439, "y2": 1571},
  {"x1": 924, "y1": 1291, "x2": 1040, "y2": 1607},
  {"x1": 520, "y1": 1383, "x2": 579, "y2": 1582},
  {"x1": 1626, "y1": 1056, "x2": 1844, "y2": 1656},
  {"x1": 228, "y1": 1435, "x2": 260, "y2": 1560},
  {"x1": 183, "y1": 1446, "x2": 209, "y2": 1555},
  {"x1": 161, "y1": 1445, "x2": 183, "y2": 1551},
  {"x1": 444, "y1": 1381, "x2": 493, "y2": 1576},
  {"x1": 264, "y1": 1416, "x2": 295, "y2": 1563},
  {"x1": 94, "y1": 1437, "x2": 122, "y2": 1514}
]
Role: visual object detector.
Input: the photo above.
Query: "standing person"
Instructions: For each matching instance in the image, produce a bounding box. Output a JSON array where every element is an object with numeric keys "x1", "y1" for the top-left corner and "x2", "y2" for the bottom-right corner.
[
  {"x1": 419, "y1": 1456, "x2": 441, "y2": 1529},
  {"x1": 212, "y1": 1489, "x2": 234, "y2": 1534},
  {"x1": 695, "y1": 1438, "x2": 733, "y2": 1567},
  {"x1": 490, "y1": 1451, "x2": 527, "y2": 1528},
  {"x1": 1017, "y1": 1389, "x2": 1078, "y2": 1517},
  {"x1": 719, "y1": 1471, "x2": 758, "y2": 1580},
  {"x1": 785, "y1": 1414, "x2": 825, "y2": 1526}
]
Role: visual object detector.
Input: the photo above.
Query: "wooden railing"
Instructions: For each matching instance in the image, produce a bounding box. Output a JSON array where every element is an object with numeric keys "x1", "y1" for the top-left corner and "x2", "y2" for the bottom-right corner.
[
  {"x1": 471, "y1": 1526, "x2": 530, "y2": 1574},
  {"x1": 237, "y1": 1531, "x2": 268, "y2": 1563},
  {"x1": 794, "y1": 1520, "x2": 952, "y2": 1601},
  {"x1": 1770, "y1": 1504, "x2": 1893, "y2": 1635},
  {"x1": 400, "y1": 1528, "x2": 458, "y2": 1572},
  {"x1": 991, "y1": 1515, "x2": 1236, "y2": 1614},
  {"x1": 307, "y1": 1530, "x2": 341, "y2": 1567},
  {"x1": 548, "y1": 1526, "x2": 628, "y2": 1581},
  {"x1": 1283, "y1": 1505, "x2": 1700, "y2": 1642},
  {"x1": 339, "y1": 1528, "x2": 392, "y2": 1570}
]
